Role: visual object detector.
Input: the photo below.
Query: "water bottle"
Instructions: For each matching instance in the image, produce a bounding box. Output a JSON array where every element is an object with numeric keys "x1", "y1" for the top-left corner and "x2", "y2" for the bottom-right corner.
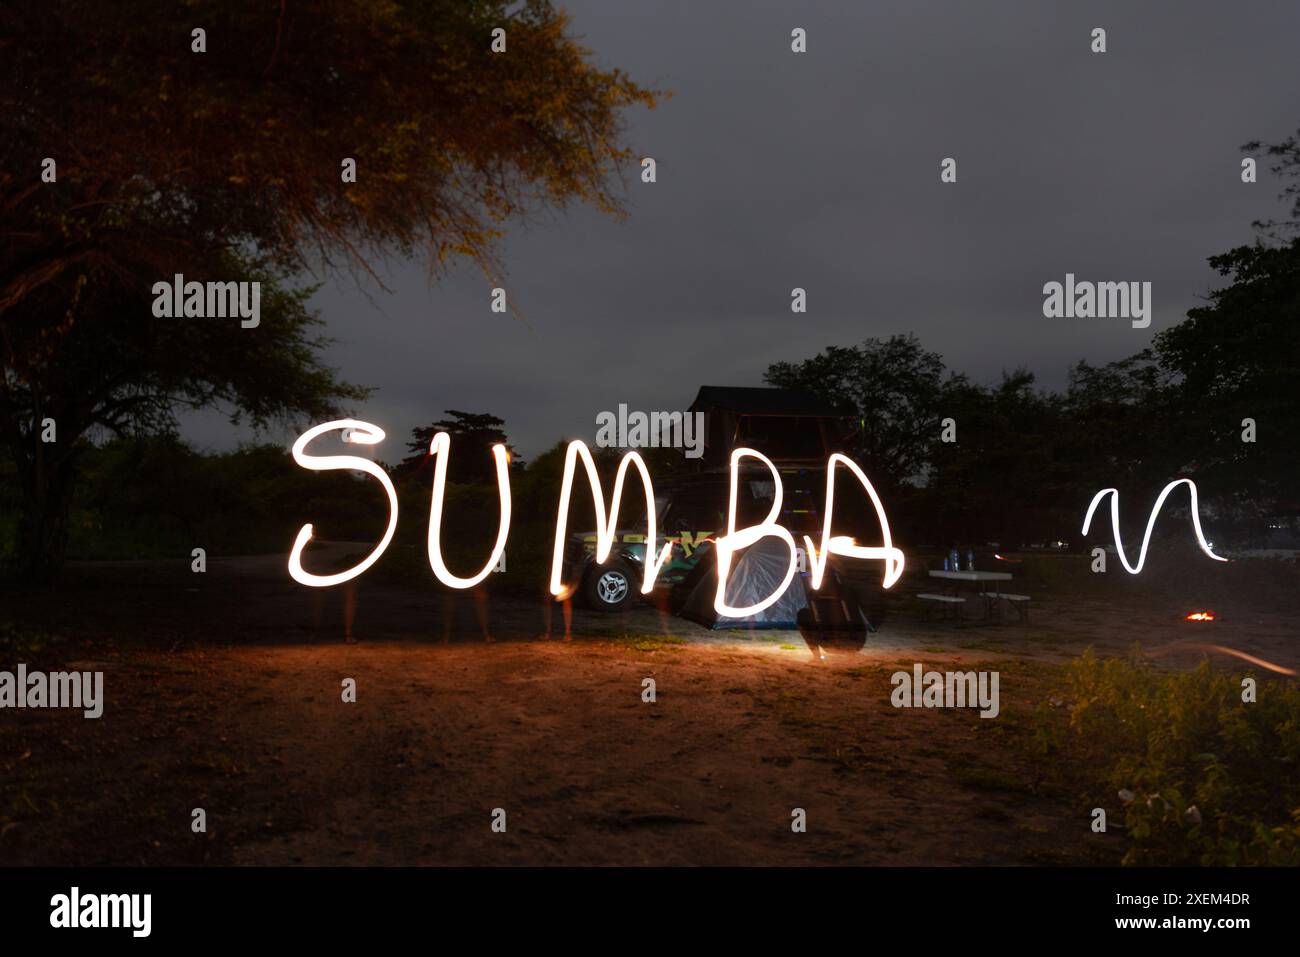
[
  {"x1": 950, "y1": 547, "x2": 960, "y2": 571},
  {"x1": 942, "y1": 556, "x2": 950, "y2": 571},
  {"x1": 966, "y1": 549, "x2": 974, "y2": 571}
]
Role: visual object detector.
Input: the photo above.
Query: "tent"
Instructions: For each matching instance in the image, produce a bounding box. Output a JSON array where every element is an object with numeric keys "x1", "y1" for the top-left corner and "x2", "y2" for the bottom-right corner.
[
  {"x1": 687, "y1": 385, "x2": 852, "y2": 469},
  {"x1": 676, "y1": 539, "x2": 875, "y2": 632},
  {"x1": 677, "y1": 537, "x2": 807, "y2": 629}
]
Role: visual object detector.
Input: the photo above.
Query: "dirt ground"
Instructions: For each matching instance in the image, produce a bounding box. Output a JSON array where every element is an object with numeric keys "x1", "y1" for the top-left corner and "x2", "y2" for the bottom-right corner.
[{"x1": 1, "y1": 545, "x2": 1295, "y2": 866}]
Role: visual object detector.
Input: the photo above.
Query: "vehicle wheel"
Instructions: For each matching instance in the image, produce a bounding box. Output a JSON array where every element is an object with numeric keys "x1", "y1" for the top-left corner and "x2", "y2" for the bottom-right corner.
[{"x1": 584, "y1": 561, "x2": 636, "y2": 612}]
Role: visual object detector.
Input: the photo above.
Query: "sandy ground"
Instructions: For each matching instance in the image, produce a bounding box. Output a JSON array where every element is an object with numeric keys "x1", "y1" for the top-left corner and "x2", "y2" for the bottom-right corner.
[{"x1": 0, "y1": 545, "x2": 1295, "y2": 866}]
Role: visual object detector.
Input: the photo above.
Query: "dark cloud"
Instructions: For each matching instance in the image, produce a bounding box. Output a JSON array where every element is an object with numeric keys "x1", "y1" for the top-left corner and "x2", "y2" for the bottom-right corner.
[{"x1": 182, "y1": 0, "x2": 1300, "y2": 458}]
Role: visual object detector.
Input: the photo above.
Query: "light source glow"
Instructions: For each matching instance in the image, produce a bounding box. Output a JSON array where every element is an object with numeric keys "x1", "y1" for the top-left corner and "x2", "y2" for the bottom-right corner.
[
  {"x1": 712, "y1": 448, "x2": 799, "y2": 617},
  {"x1": 288, "y1": 419, "x2": 399, "y2": 587},
  {"x1": 287, "y1": 421, "x2": 910, "y2": 619},
  {"x1": 802, "y1": 452, "x2": 905, "y2": 590},
  {"x1": 1081, "y1": 478, "x2": 1227, "y2": 575},
  {"x1": 427, "y1": 431, "x2": 511, "y2": 588},
  {"x1": 548, "y1": 441, "x2": 673, "y2": 598}
]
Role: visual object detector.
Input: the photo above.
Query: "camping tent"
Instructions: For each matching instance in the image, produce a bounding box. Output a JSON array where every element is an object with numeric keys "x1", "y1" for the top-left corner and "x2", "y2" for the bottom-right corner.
[
  {"x1": 676, "y1": 539, "x2": 876, "y2": 632},
  {"x1": 677, "y1": 537, "x2": 808, "y2": 629}
]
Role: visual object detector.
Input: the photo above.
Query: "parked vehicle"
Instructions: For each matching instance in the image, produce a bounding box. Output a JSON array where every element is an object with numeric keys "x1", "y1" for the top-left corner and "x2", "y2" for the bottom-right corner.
[{"x1": 561, "y1": 465, "x2": 825, "y2": 612}]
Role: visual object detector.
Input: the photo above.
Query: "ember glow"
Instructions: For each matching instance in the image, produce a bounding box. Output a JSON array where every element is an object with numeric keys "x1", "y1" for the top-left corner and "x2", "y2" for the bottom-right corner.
[{"x1": 1185, "y1": 611, "x2": 1217, "y2": 621}]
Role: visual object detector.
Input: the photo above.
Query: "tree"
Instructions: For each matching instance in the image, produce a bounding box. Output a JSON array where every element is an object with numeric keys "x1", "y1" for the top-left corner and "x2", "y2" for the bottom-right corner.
[
  {"x1": 1243, "y1": 128, "x2": 1300, "y2": 240},
  {"x1": 765, "y1": 334, "x2": 953, "y2": 493},
  {"x1": 0, "y1": 1, "x2": 658, "y2": 578},
  {"x1": 1059, "y1": 351, "x2": 1181, "y2": 506},
  {"x1": 921, "y1": 370, "x2": 1072, "y2": 547},
  {"x1": 0, "y1": 252, "x2": 366, "y2": 579},
  {"x1": 400, "y1": 409, "x2": 521, "y2": 484},
  {"x1": 1154, "y1": 239, "x2": 1300, "y2": 512}
]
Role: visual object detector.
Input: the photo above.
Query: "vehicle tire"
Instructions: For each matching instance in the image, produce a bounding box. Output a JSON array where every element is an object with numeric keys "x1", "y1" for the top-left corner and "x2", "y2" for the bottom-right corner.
[{"x1": 583, "y1": 561, "x2": 636, "y2": 612}]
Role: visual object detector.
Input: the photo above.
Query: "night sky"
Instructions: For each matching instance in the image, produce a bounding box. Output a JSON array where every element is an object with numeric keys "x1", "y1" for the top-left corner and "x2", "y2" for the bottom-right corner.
[{"x1": 182, "y1": 0, "x2": 1300, "y2": 460}]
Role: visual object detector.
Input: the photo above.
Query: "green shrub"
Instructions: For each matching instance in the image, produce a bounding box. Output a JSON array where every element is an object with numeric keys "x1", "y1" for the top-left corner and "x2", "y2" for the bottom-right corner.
[{"x1": 1062, "y1": 649, "x2": 1300, "y2": 865}]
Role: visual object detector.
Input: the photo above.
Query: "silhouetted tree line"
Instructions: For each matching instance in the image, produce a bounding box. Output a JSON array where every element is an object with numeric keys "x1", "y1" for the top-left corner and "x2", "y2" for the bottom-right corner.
[{"x1": 767, "y1": 239, "x2": 1300, "y2": 549}]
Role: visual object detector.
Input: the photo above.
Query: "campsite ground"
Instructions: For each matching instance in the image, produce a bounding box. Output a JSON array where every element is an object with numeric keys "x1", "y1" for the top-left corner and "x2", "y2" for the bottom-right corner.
[{"x1": 1, "y1": 546, "x2": 1295, "y2": 866}]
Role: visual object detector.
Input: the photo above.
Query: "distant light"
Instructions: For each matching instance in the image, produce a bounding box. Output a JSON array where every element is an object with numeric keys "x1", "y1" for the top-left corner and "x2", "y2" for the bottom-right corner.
[{"x1": 1185, "y1": 611, "x2": 1216, "y2": 622}]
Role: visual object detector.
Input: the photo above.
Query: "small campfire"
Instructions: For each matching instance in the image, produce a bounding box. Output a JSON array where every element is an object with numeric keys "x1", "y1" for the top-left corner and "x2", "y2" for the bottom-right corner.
[{"x1": 1185, "y1": 610, "x2": 1217, "y2": 622}]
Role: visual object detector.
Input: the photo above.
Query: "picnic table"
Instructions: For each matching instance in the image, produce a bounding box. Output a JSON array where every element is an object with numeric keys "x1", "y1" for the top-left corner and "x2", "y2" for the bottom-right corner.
[{"x1": 921, "y1": 569, "x2": 1028, "y2": 621}]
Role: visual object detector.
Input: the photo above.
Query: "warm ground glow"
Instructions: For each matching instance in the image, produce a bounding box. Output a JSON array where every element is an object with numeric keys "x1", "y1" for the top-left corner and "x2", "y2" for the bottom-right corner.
[
  {"x1": 1081, "y1": 478, "x2": 1228, "y2": 574},
  {"x1": 1185, "y1": 611, "x2": 1216, "y2": 621}
]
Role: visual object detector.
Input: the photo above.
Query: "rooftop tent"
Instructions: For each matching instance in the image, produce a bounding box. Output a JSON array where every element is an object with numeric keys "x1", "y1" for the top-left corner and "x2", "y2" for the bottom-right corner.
[{"x1": 687, "y1": 386, "x2": 851, "y2": 469}]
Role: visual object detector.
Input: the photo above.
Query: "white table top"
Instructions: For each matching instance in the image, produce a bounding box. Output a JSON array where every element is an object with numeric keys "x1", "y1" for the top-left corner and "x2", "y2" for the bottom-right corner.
[{"x1": 929, "y1": 570, "x2": 1012, "y2": 581}]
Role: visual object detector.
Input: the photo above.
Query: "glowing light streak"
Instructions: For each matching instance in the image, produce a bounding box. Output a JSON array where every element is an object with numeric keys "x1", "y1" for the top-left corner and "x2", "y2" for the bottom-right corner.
[
  {"x1": 426, "y1": 431, "x2": 511, "y2": 588},
  {"x1": 547, "y1": 441, "x2": 673, "y2": 598},
  {"x1": 288, "y1": 420, "x2": 399, "y2": 587},
  {"x1": 1081, "y1": 479, "x2": 1227, "y2": 575},
  {"x1": 802, "y1": 453, "x2": 904, "y2": 590},
  {"x1": 284, "y1": 423, "x2": 906, "y2": 619},
  {"x1": 1148, "y1": 641, "x2": 1297, "y2": 677},
  {"x1": 713, "y1": 448, "x2": 799, "y2": 617}
]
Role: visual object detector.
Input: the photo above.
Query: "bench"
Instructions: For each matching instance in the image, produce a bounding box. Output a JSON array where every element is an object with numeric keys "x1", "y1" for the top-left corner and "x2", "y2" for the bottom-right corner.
[
  {"x1": 918, "y1": 593, "x2": 966, "y2": 620},
  {"x1": 991, "y1": 593, "x2": 1031, "y2": 621}
]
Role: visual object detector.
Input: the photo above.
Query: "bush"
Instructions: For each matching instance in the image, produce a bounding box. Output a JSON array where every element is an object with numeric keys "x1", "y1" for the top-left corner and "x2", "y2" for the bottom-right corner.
[{"x1": 1061, "y1": 650, "x2": 1300, "y2": 865}]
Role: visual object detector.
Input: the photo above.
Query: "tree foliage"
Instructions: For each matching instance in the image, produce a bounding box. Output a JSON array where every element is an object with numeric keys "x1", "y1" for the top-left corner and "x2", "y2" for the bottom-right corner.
[
  {"x1": 1155, "y1": 239, "x2": 1300, "y2": 507},
  {"x1": 0, "y1": 0, "x2": 658, "y2": 578},
  {"x1": 763, "y1": 237, "x2": 1300, "y2": 548},
  {"x1": 401, "y1": 409, "x2": 521, "y2": 484},
  {"x1": 765, "y1": 335, "x2": 953, "y2": 493},
  {"x1": 0, "y1": 0, "x2": 659, "y2": 301}
]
